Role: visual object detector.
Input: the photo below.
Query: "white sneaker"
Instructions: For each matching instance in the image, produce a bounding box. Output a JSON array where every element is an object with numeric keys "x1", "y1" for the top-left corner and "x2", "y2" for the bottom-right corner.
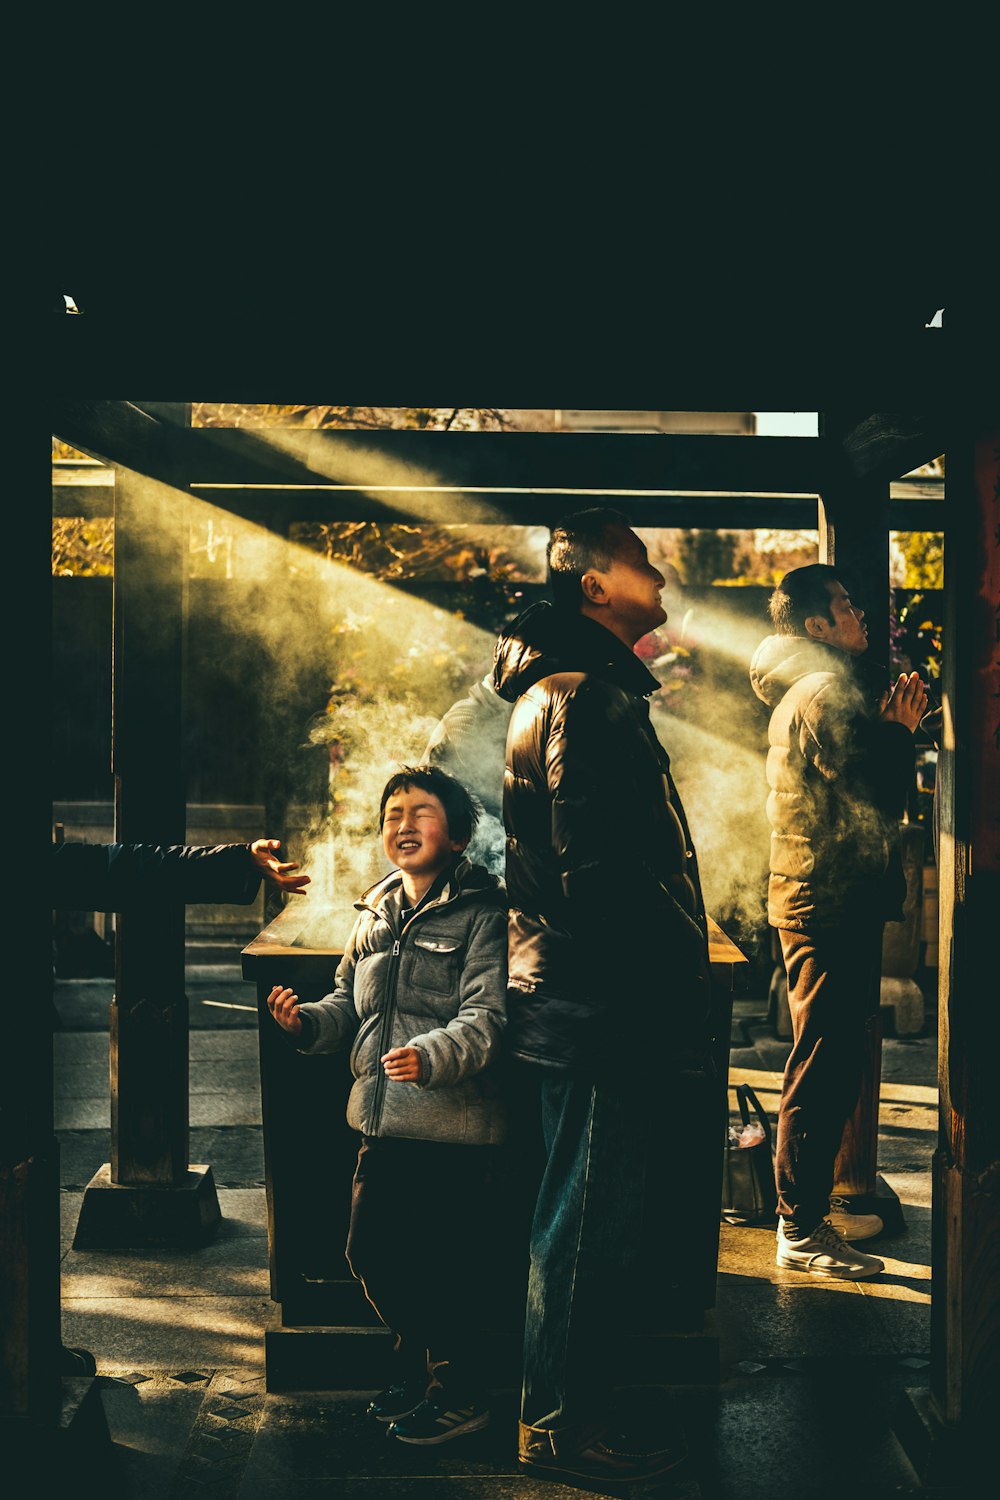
[
  {"x1": 776, "y1": 1218, "x2": 884, "y2": 1278},
  {"x1": 826, "y1": 1197, "x2": 883, "y2": 1242}
]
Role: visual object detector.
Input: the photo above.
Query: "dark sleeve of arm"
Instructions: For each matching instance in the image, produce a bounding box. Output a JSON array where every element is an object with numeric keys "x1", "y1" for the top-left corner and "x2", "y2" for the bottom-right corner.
[
  {"x1": 549, "y1": 686, "x2": 710, "y2": 1019},
  {"x1": 550, "y1": 685, "x2": 693, "y2": 934},
  {"x1": 855, "y1": 720, "x2": 916, "y2": 818},
  {"x1": 805, "y1": 684, "x2": 915, "y2": 819},
  {"x1": 52, "y1": 842, "x2": 262, "y2": 911},
  {"x1": 548, "y1": 685, "x2": 626, "y2": 922}
]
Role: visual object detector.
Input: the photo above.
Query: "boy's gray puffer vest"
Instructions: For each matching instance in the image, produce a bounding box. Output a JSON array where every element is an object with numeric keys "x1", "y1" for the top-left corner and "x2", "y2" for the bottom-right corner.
[
  {"x1": 749, "y1": 634, "x2": 913, "y2": 931},
  {"x1": 295, "y1": 858, "x2": 508, "y2": 1145}
]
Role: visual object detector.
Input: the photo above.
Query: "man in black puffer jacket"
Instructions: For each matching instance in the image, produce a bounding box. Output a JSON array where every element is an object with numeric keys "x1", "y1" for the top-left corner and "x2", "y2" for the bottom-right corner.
[
  {"x1": 492, "y1": 508, "x2": 709, "y2": 1487},
  {"x1": 749, "y1": 564, "x2": 927, "y2": 1282}
]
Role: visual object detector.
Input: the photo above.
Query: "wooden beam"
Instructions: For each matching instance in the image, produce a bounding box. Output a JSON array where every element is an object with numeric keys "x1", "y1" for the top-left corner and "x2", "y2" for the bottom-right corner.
[
  {"x1": 827, "y1": 411, "x2": 948, "y2": 485},
  {"x1": 184, "y1": 430, "x2": 829, "y2": 494},
  {"x1": 188, "y1": 488, "x2": 829, "y2": 530},
  {"x1": 52, "y1": 400, "x2": 171, "y2": 476},
  {"x1": 47, "y1": 294, "x2": 962, "y2": 408},
  {"x1": 52, "y1": 468, "x2": 947, "y2": 531},
  {"x1": 52, "y1": 409, "x2": 832, "y2": 494},
  {"x1": 51, "y1": 401, "x2": 326, "y2": 491}
]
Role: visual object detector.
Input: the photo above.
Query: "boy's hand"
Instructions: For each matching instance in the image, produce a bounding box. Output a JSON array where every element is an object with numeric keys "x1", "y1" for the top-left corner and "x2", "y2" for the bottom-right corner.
[
  {"x1": 251, "y1": 839, "x2": 311, "y2": 895},
  {"x1": 381, "y1": 1046, "x2": 423, "y2": 1082},
  {"x1": 266, "y1": 984, "x2": 302, "y2": 1035}
]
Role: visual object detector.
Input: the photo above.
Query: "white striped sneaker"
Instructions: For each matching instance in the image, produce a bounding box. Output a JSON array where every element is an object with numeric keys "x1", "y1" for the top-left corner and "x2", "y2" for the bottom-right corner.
[
  {"x1": 777, "y1": 1217, "x2": 884, "y2": 1278},
  {"x1": 389, "y1": 1394, "x2": 490, "y2": 1445}
]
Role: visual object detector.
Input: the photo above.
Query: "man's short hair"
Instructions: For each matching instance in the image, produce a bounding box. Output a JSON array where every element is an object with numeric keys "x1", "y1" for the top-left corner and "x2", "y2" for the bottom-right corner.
[
  {"x1": 378, "y1": 765, "x2": 479, "y2": 845},
  {"x1": 546, "y1": 507, "x2": 632, "y2": 611},
  {"x1": 768, "y1": 563, "x2": 842, "y2": 635}
]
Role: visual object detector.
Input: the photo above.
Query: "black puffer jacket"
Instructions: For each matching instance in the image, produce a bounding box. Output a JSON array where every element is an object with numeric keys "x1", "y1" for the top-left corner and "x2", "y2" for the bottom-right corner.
[
  {"x1": 492, "y1": 602, "x2": 711, "y2": 1075},
  {"x1": 749, "y1": 634, "x2": 913, "y2": 930}
]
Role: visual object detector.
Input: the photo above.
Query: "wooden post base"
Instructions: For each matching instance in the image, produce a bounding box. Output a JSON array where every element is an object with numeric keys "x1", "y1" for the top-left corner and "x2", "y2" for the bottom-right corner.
[
  {"x1": 3, "y1": 1377, "x2": 114, "y2": 1484},
  {"x1": 894, "y1": 1385, "x2": 991, "y2": 1491},
  {"x1": 73, "y1": 1163, "x2": 221, "y2": 1249}
]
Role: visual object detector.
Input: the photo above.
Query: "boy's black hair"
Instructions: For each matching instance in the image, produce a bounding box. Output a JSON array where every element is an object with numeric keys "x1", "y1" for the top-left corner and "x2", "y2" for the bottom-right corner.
[
  {"x1": 378, "y1": 764, "x2": 480, "y2": 845},
  {"x1": 768, "y1": 563, "x2": 841, "y2": 635},
  {"x1": 546, "y1": 506, "x2": 632, "y2": 612}
]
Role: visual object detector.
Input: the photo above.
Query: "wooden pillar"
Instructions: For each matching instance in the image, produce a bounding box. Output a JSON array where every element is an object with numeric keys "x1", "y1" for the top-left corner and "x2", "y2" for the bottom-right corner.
[
  {"x1": 73, "y1": 467, "x2": 220, "y2": 1247},
  {"x1": 817, "y1": 472, "x2": 891, "y2": 671},
  {"x1": 1, "y1": 918, "x2": 61, "y2": 1423},
  {"x1": 817, "y1": 439, "x2": 902, "y2": 1225},
  {"x1": 929, "y1": 426, "x2": 1000, "y2": 1427},
  {"x1": 3, "y1": 432, "x2": 65, "y2": 1423},
  {"x1": 1, "y1": 421, "x2": 110, "y2": 1471}
]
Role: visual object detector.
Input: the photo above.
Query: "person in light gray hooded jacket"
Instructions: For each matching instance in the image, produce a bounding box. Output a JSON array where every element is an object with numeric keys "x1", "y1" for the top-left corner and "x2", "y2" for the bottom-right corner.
[{"x1": 266, "y1": 765, "x2": 506, "y2": 1447}]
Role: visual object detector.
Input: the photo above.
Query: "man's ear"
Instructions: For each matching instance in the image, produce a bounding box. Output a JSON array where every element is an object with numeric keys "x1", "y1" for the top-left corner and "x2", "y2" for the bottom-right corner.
[
  {"x1": 580, "y1": 570, "x2": 608, "y2": 606},
  {"x1": 803, "y1": 613, "x2": 828, "y2": 641}
]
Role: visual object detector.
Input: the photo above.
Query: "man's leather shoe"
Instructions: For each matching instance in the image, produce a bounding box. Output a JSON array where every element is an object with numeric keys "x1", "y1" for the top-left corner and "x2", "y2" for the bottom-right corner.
[{"x1": 518, "y1": 1419, "x2": 687, "y2": 1483}]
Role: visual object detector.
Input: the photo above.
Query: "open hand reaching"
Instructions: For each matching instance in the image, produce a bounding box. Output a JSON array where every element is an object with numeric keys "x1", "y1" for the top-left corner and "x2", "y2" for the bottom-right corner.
[
  {"x1": 266, "y1": 984, "x2": 302, "y2": 1035},
  {"x1": 251, "y1": 840, "x2": 311, "y2": 895}
]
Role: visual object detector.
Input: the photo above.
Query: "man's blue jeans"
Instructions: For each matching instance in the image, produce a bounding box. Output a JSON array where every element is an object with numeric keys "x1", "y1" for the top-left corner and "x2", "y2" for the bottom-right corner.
[{"x1": 521, "y1": 1074, "x2": 646, "y2": 1432}]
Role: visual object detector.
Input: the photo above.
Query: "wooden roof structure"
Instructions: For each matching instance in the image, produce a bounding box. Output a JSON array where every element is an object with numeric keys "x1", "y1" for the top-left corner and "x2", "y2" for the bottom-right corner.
[{"x1": 18, "y1": 284, "x2": 999, "y2": 1473}]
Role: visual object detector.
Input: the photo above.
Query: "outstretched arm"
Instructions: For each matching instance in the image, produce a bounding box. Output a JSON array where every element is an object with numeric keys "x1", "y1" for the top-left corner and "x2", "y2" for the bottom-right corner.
[{"x1": 52, "y1": 839, "x2": 300, "y2": 910}]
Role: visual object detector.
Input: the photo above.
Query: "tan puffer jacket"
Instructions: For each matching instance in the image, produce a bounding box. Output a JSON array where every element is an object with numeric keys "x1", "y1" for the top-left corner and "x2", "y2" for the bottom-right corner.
[{"x1": 749, "y1": 634, "x2": 912, "y2": 931}]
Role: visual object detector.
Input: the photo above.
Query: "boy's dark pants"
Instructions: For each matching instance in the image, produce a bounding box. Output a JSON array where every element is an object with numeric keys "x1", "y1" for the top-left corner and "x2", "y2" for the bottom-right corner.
[
  {"x1": 345, "y1": 1135, "x2": 495, "y2": 1397},
  {"x1": 775, "y1": 918, "x2": 884, "y2": 1231}
]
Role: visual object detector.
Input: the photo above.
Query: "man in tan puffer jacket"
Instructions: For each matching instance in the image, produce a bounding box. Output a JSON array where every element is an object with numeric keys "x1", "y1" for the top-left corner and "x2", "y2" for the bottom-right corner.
[{"x1": 750, "y1": 564, "x2": 927, "y2": 1280}]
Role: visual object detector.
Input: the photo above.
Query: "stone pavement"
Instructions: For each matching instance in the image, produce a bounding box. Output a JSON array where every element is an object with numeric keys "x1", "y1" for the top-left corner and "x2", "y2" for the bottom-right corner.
[{"x1": 52, "y1": 969, "x2": 960, "y2": 1498}]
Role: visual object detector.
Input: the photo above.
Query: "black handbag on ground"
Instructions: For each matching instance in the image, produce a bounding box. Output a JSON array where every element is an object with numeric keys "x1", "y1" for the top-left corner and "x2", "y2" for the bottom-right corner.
[{"x1": 721, "y1": 1083, "x2": 778, "y2": 1225}]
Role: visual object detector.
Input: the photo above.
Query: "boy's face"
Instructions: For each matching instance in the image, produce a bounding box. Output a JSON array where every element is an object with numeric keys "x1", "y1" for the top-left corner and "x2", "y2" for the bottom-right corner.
[{"x1": 381, "y1": 786, "x2": 466, "y2": 882}]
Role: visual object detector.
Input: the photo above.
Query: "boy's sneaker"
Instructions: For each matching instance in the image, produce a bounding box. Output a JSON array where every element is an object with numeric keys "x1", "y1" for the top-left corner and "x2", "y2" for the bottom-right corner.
[
  {"x1": 776, "y1": 1217, "x2": 884, "y2": 1278},
  {"x1": 826, "y1": 1196, "x2": 884, "y2": 1241},
  {"x1": 367, "y1": 1379, "x2": 427, "y2": 1422},
  {"x1": 518, "y1": 1420, "x2": 687, "y2": 1483},
  {"x1": 389, "y1": 1393, "x2": 490, "y2": 1444}
]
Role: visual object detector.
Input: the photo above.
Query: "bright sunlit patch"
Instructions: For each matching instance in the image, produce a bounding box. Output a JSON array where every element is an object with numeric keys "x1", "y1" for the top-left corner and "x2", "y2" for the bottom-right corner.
[
  {"x1": 202, "y1": 428, "x2": 510, "y2": 526},
  {"x1": 857, "y1": 1260, "x2": 931, "y2": 1303},
  {"x1": 197, "y1": 483, "x2": 821, "y2": 500},
  {"x1": 115, "y1": 473, "x2": 498, "y2": 922}
]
